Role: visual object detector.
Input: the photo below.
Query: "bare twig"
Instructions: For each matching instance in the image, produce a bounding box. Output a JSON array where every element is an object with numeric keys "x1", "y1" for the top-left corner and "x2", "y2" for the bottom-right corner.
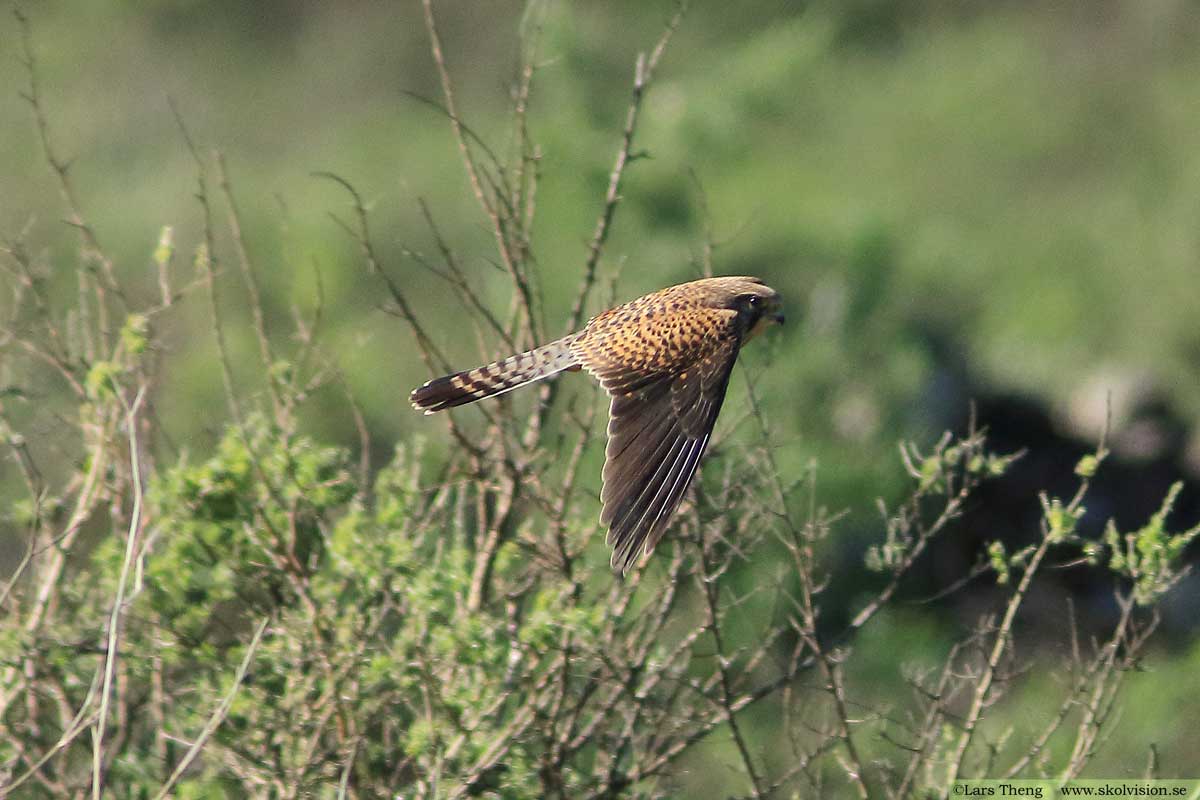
[
  {"x1": 420, "y1": 0, "x2": 540, "y2": 346},
  {"x1": 16, "y1": 7, "x2": 126, "y2": 322},
  {"x1": 172, "y1": 101, "x2": 246, "y2": 430},
  {"x1": 90, "y1": 385, "x2": 147, "y2": 798},
  {"x1": 944, "y1": 434, "x2": 1106, "y2": 791},
  {"x1": 567, "y1": 2, "x2": 688, "y2": 334},
  {"x1": 151, "y1": 617, "x2": 270, "y2": 800},
  {"x1": 699, "y1": 538, "x2": 766, "y2": 799},
  {"x1": 216, "y1": 151, "x2": 282, "y2": 414}
]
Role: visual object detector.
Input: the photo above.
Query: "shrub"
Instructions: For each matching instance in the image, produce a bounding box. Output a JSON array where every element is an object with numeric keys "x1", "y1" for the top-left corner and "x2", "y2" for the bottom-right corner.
[{"x1": 2, "y1": 4, "x2": 1196, "y2": 798}]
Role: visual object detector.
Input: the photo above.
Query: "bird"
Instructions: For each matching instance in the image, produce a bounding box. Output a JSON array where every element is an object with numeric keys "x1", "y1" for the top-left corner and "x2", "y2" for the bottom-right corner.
[{"x1": 410, "y1": 276, "x2": 785, "y2": 573}]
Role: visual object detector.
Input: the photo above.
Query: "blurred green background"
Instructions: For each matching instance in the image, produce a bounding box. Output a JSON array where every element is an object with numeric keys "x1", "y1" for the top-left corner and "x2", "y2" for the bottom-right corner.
[{"x1": 4, "y1": 0, "x2": 1200, "y2": 784}]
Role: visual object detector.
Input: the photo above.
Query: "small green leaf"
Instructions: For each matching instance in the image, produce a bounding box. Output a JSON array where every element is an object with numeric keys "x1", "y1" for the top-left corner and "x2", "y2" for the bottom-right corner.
[
  {"x1": 987, "y1": 453, "x2": 1016, "y2": 477},
  {"x1": 154, "y1": 225, "x2": 175, "y2": 267},
  {"x1": 919, "y1": 456, "x2": 942, "y2": 490},
  {"x1": 988, "y1": 540, "x2": 1010, "y2": 585},
  {"x1": 1075, "y1": 454, "x2": 1099, "y2": 478},
  {"x1": 121, "y1": 313, "x2": 150, "y2": 355},
  {"x1": 85, "y1": 361, "x2": 121, "y2": 399}
]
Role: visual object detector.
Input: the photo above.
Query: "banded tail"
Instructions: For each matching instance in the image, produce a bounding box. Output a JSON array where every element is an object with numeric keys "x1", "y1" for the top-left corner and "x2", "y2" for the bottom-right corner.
[{"x1": 410, "y1": 336, "x2": 581, "y2": 414}]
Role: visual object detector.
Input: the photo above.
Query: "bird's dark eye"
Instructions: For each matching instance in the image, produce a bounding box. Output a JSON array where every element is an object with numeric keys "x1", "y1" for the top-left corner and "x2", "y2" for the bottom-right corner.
[{"x1": 746, "y1": 295, "x2": 761, "y2": 308}]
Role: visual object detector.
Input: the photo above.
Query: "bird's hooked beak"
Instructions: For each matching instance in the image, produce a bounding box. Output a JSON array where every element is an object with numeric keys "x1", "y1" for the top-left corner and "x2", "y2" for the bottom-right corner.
[
  {"x1": 745, "y1": 296, "x2": 785, "y2": 342},
  {"x1": 768, "y1": 295, "x2": 785, "y2": 325}
]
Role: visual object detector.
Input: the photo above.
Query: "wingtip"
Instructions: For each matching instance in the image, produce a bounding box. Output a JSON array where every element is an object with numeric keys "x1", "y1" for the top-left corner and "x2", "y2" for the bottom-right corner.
[{"x1": 608, "y1": 536, "x2": 645, "y2": 575}]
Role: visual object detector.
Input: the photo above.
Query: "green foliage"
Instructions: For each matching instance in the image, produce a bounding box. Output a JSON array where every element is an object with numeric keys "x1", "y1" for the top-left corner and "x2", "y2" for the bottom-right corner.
[
  {"x1": 987, "y1": 540, "x2": 1010, "y2": 586},
  {"x1": 6, "y1": 422, "x2": 655, "y2": 796},
  {"x1": 867, "y1": 431, "x2": 1012, "y2": 575},
  {"x1": 120, "y1": 313, "x2": 150, "y2": 355},
  {"x1": 85, "y1": 360, "x2": 121, "y2": 400},
  {"x1": 1041, "y1": 494, "x2": 1083, "y2": 544},
  {"x1": 1104, "y1": 482, "x2": 1200, "y2": 606},
  {"x1": 144, "y1": 414, "x2": 353, "y2": 646}
]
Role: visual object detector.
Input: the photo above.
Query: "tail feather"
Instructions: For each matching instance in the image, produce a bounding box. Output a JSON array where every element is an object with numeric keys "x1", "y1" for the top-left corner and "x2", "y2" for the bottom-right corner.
[{"x1": 410, "y1": 337, "x2": 580, "y2": 414}]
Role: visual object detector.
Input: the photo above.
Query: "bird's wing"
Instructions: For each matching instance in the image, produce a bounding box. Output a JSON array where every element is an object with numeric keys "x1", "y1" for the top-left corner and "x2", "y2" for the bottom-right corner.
[{"x1": 591, "y1": 334, "x2": 740, "y2": 573}]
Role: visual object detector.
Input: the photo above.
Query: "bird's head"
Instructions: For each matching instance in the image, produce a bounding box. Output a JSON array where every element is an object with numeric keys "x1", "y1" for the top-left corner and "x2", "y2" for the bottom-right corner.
[{"x1": 698, "y1": 276, "x2": 785, "y2": 341}]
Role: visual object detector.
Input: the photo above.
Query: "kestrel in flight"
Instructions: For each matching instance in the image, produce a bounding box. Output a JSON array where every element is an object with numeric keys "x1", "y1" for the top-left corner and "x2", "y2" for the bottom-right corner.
[{"x1": 410, "y1": 276, "x2": 785, "y2": 573}]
